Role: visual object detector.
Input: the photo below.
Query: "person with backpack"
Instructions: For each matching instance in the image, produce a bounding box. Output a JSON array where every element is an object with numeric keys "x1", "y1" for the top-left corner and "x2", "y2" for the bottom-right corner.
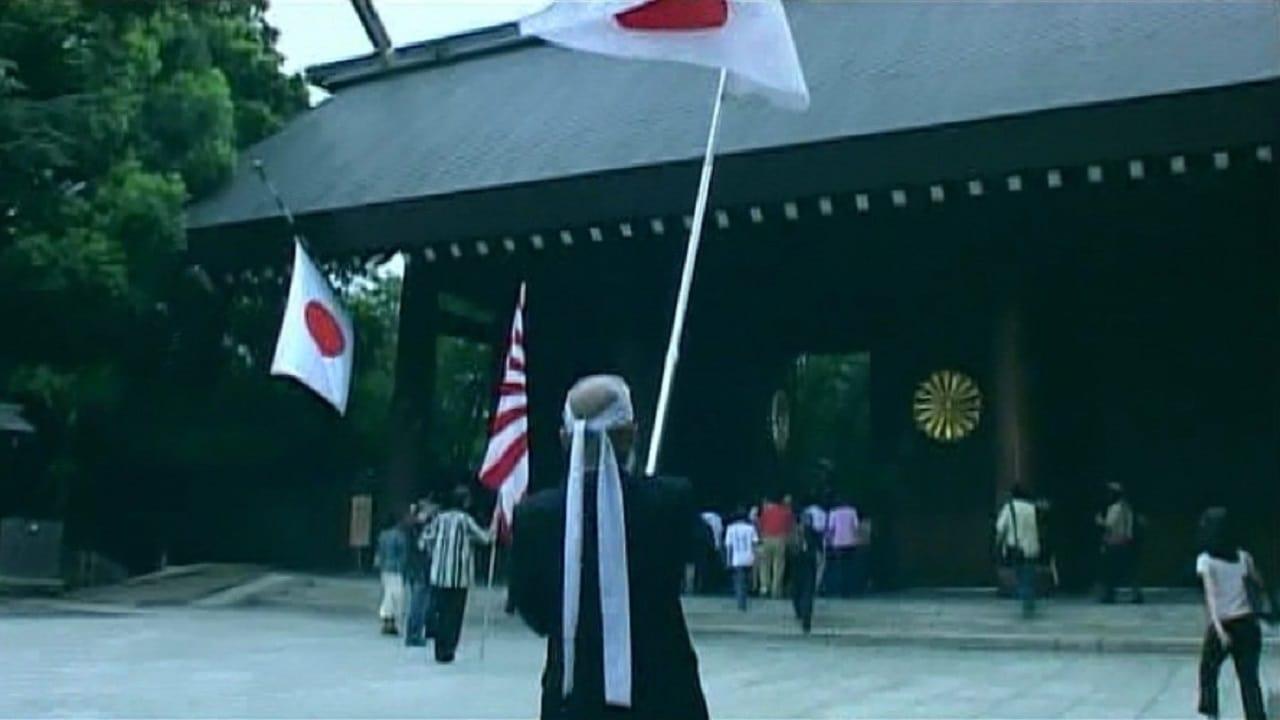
[
  {"x1": 1195, "y1": 507, "x2": 1271, "y2": 720},
  {"x1": 995, "y1": 483, "x2": 1041, "y2": 619}
]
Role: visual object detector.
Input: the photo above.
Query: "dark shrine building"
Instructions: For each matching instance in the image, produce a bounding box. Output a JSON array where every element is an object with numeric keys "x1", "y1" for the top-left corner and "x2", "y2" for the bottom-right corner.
[{"x1": 188, "y1": 3, "x2": 1280, "y2": 587}]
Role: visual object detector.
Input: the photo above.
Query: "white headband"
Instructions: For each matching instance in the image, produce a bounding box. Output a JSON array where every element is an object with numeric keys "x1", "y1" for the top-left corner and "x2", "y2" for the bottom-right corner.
[{"x1": 560, "y1": 378, "x2": 633, "y2": 708}]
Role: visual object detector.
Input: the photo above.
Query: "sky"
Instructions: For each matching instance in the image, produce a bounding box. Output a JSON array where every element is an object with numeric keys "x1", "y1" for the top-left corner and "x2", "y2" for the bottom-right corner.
[{"x1": 265, "y1": 1, "x2": 548, "y2": 74}]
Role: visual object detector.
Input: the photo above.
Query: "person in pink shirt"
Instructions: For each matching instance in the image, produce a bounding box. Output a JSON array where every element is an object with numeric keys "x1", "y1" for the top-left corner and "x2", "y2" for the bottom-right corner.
[{"x1": 825, "y1": 499, "x2": 859, "y2": 598}]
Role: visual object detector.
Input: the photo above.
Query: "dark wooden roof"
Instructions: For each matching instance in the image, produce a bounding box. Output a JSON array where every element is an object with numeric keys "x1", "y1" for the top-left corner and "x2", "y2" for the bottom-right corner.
[{"x1": 187, "y1": 1, "x2": 1280, "y2": 260}]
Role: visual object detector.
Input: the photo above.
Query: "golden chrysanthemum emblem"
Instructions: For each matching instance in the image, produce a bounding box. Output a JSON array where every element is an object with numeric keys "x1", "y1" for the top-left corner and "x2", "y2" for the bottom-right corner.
[{"x1": 913, "y1": 370, "x2": 982, "y2": 442}]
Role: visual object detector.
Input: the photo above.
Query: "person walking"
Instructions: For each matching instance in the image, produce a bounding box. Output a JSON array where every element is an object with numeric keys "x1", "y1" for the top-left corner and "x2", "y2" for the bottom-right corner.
[
  {"x1": 790, "y1": 501, "x2": 822, "y2": 633},
  {"x1": 756, "y1": 494, "x2": 794, "y2": 598},
  {"x1": 422, "y1": 486, "x2": 493, "y2": 663},
  {"x1": 1195, "y1": 508, "x2": 1268, "y2": 720},
  {"x1": 724, "y1": 510, "x2": 758, "y2": 612},
  {"x1": 1097, "y1": 482, "x2": 1144, "y2": 604},
  {"x1": 697, "y1": 509, "x2": 724, "y2": 594},
  {"x1": 825, "y1": 499, "x2": 859, "y2": 597},
  {"x1": 404, "y1": 498, "x2": 439, "y2": 647},
  {"x1": 800, "y1": 497, "x2": 828, "y2": 592},
  {"x1": 748, "y1": 496, "x2": 765, "y2": 594},
  {"x1": 509, "y1": 375, "x2": 710, "y2": 719},
  {"x1": 995, "y1": 484, "x2": 1041, "y2": 619},
  {"x1": 374, "y1": 511, "x2": 409, "y2": 636},
  {"x1": 852, "y1": 509, "x2": 874, "y2": 593}
]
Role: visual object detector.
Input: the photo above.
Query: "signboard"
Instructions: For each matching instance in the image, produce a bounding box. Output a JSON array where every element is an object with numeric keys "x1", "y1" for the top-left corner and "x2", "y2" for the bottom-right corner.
[{"x1": 348, "y1": 495, "x2": 373, "y2": 549}]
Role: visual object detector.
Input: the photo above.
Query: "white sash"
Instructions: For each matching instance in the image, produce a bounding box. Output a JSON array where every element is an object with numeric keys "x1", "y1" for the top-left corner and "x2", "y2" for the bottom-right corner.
[{"x1": 561, "y1": 395, "x2": 633, "y2": 707}]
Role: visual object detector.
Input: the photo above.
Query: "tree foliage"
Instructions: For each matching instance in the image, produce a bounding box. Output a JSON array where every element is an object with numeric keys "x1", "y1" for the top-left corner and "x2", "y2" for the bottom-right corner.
[
  {"x1": 787, "y1": 353, "x2": 880, "y2": 501},
  {"x1": 0, "y1": 0, "x2": 311, "y2": 566}
]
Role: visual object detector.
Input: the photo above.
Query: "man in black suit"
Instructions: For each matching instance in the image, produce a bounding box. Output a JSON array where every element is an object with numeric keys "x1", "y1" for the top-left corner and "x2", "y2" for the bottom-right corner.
[{"x1": 510, "y1": 375, "x2": 709, "y2": 720}]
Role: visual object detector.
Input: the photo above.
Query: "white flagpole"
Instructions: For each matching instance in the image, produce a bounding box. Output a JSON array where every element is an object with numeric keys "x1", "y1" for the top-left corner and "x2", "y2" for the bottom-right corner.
[
  {"x1": 479, "y1": 508, "x2": 500, "y2": 660},
  {"x1": 645, "y1": 69, "x2": 729, "y2": 477}
]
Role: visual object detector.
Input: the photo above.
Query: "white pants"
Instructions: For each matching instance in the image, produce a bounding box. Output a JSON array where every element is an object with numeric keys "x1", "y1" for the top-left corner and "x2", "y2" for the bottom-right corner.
[{"x1": 378, "y1": 572, "x2": 405, "y2": 622}]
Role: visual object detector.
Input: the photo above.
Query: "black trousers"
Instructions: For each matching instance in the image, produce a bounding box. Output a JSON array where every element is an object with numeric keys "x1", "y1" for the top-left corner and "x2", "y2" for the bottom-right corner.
[
  {"x1": 1100, "y1": 543, "x2": 1142, "y2": 602},
  {"x1": 429, "y1": 587, "x2": 469, "y2": 663},
  {"x1": 791, "y1": 555, "x2": 817, "y2": 632},
  {"x1": 1198, "y1": 616, "x2": 1265, "y2": 720}
]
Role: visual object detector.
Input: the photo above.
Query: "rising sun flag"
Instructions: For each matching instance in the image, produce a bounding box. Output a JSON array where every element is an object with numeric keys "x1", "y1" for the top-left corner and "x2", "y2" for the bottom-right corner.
[
  {"x1": 478, "y1": 284, "x2": 530, "y2": 530},
  {"x1": 521, "y1": 0, "x2": 809, "y2": 110}
]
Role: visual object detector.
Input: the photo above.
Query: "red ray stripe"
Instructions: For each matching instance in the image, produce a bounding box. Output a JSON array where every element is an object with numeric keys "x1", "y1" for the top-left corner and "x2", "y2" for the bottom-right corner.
[
  {"x1": 499, "y1": 382, "x2": 526, "y2": 396},
  {"x1": 480, "y1": 434, "x2": 528, "y2": 490},
  {"x1": 489, "y1": 406, "x2": 527, "y2": 436},
  {"x1": 508, "y1": 356, "x2": 526, "y2": 373}
]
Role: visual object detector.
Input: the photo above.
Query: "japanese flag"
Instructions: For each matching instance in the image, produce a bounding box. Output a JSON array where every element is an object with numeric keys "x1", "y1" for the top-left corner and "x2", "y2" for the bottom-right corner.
[
  {"x1": 271, "y1": 242, "x2": 354, "y2": 414},
  {"x1": 521, "y1": 0, "x2": 809, "y2": 110}
]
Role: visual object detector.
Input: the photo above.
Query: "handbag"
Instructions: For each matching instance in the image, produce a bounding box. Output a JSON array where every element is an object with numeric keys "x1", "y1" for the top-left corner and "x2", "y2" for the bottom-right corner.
[{"x1": 1246, "y1": 574, "x2": 1279, "y2": 625}]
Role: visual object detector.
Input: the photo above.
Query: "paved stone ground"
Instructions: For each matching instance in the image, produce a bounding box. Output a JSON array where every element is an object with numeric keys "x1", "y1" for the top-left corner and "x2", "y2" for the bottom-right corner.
[
  {"x1": 3, "y1": 605, "x2": 1276, "y2": 719},
  {"x1": 245, "y1": 575, "x2": 1276, "y2": 654}
]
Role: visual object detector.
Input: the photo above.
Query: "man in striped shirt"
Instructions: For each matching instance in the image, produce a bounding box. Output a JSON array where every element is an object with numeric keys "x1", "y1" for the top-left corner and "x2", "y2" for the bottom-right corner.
[{"x1": 421, "y1": 486, "x2": 493, "y2": 663}]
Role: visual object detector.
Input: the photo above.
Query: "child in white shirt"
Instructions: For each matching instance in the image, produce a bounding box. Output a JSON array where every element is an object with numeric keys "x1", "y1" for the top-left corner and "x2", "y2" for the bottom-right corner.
[{"x1": 724, "y1": 512, "x2": 759, "y2": 612}]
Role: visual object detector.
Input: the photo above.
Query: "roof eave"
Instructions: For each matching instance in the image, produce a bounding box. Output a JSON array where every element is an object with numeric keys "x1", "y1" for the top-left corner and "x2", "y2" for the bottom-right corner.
[{"x1": 304, "y1": 22, "x2": 534, "y2": 92}]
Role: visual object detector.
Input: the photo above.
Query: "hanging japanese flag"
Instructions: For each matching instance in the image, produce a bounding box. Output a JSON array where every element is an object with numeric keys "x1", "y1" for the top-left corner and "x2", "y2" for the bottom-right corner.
[
  {"x1": 521, "y1": 0, "x2": 809, "y2": 110},
  {"x1": 270, "y1": 241, "x2": 354, "y2": 414},
  {"x1": 479, "y1": 284, "x2": 530, "y2": 531}
]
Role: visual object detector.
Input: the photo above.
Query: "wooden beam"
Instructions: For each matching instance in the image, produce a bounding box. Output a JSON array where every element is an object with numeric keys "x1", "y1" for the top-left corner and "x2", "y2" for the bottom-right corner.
[{"x1": 349, "y1": 0, "x2": 394, "y2": 64}]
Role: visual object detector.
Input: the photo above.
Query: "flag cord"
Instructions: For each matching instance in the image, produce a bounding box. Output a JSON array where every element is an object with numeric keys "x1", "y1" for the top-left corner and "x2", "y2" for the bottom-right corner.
[
  {"x1": 251, "y1": 158, "x2": 313, "y2": 255},
  {"x1": 645, "y1": 68, "x2": 729, "y2": 477}
]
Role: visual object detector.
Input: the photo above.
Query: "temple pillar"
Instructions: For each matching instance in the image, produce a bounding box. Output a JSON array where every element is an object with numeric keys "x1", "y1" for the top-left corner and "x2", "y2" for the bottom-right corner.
[
  {"x1": 387, "y1": 255, "x2": 439, "y2": 510},
  {"x1": 994, "y1": 297, "x2": 1031, "y2": 499}
]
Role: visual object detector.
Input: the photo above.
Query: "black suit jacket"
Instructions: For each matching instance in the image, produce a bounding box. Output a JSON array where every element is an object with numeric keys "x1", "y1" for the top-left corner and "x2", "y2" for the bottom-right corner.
[{"x1": 511, "y1": 474, "x2": 710, "y2": 720}]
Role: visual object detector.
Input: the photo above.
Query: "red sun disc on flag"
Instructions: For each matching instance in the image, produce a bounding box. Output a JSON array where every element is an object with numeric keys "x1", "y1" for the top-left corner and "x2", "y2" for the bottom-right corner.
[
  {"x1": 616, "y1": 0, "x2": 729, "y2": 30},
  {"x1": 304, "y1": 301, "x2": 346, "y2": 358}
]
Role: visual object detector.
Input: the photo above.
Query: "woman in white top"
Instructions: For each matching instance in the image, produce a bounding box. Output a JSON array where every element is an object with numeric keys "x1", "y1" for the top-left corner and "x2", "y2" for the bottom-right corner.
[{"x1": 1195, "y1": 508, "x2": 1267, "y2": 720}]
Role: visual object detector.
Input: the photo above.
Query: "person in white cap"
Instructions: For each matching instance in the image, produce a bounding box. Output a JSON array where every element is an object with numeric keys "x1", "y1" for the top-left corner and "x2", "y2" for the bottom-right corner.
[{"x1": 510, "y1": 375, "x2": 709, "y2": 720}]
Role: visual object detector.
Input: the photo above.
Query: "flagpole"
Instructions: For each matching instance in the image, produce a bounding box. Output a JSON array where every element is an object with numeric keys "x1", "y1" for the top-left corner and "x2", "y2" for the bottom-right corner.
[
  {"x1": 479, "y1": 508, "x2": 500, "y2": 660},
  {"x1": 251, "y1": 158, "x2": 312, "y2": 255},
  {"x1": 645, "y1": 68, "x2": 729, "y2": 477}
]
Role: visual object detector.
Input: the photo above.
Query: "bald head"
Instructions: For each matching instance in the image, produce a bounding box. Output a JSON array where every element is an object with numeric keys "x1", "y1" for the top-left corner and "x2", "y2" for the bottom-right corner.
[
  {"x1": 567, "y1": 375, "x2": 630, "y2": 421},
  {"x1": 562, "y1": 374, "x2": 638, "y2": 463}
]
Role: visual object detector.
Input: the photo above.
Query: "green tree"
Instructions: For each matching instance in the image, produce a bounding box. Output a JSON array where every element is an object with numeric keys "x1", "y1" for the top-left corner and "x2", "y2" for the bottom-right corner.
[
  {"x1": 787, "y1": 353, "x2": 877, "y2": 499},
  {"x1": 431, "y1": 336, "x2": 493, "y2": 474},
  {"x1": 0, "y1": 0, "x2": 308, "y2": 559}
]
